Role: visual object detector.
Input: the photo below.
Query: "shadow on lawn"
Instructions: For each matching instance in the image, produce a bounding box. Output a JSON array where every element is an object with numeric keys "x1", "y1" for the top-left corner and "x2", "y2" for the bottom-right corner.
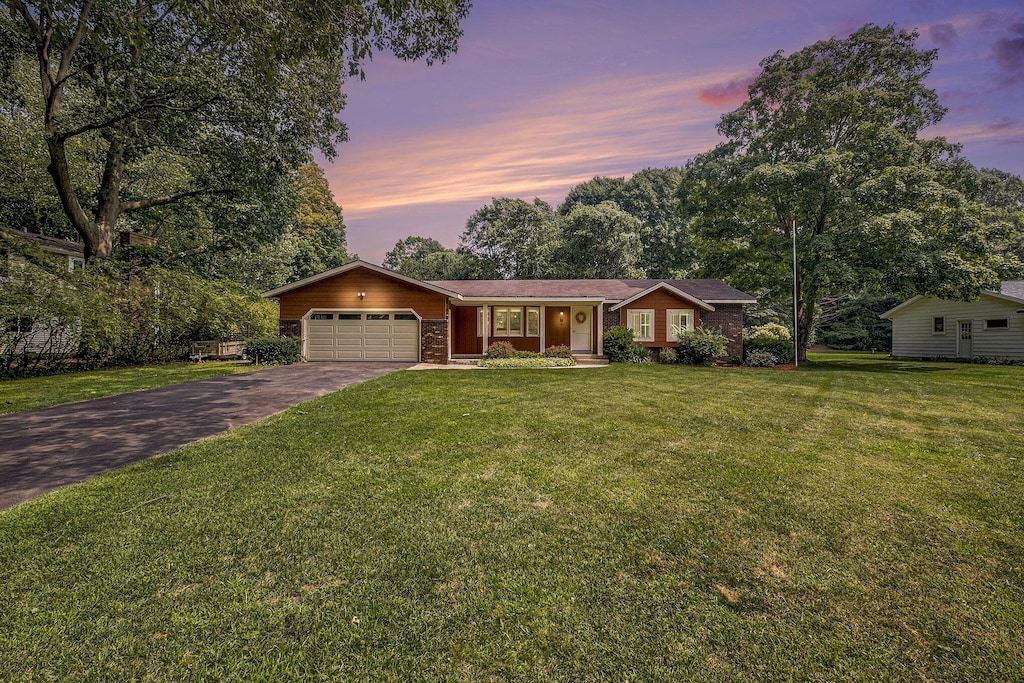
[{"x1": 802, "y1": 356, "x2": 957, "y2": 374}]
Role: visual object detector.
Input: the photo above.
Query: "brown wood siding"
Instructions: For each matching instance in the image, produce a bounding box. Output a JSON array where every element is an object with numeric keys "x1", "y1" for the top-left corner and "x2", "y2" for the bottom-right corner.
[
  {"x1": 489, "y1": 336, "x2": 541, "y2": 353},
  {"x1": 277, "y1": 268, "x2": 447, "y2": 320},
  {"x1": 618, "y1": 290, "x2": 702, "y2": 347},
  {"x1": 452, "y1": 306, "x2": 482, "y2": 354},
  {"x1": 545, "y1": 306, "x2": 571, "y2": 348}
]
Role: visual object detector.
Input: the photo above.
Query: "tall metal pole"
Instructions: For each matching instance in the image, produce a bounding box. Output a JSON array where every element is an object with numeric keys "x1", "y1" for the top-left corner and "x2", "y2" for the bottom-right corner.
[{"x1": 792, "y1": 219, "x2": 799, "y2": 368}]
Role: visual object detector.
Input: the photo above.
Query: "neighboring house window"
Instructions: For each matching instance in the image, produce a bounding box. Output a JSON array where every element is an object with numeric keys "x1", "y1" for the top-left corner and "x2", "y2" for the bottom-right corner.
[
  {"x1": 932, "y1": 316, "x2": 945, "y2": 334},
  {"x1": 667, "y1": 309, "x2": 694, "y2": 341},
  {"x1": 985, "y1": 318, "x2": 1009, "y2": 329},
  {"x1": 627, "y1": 309, "x2": 654, "y2": 341}
]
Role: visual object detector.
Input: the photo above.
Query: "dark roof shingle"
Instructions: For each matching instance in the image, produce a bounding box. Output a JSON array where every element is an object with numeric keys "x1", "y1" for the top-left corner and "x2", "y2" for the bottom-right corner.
[{"x1": 428, "y1": 278, "x2": 756, "y2": 302}]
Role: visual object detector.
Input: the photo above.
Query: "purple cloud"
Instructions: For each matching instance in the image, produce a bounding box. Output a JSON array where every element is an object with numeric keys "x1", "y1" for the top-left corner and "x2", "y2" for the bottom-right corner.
[
  {"x1": 697, "y1": 76, "x2": 753, "y2": 108},
  {"x1": 929, "y1": 23, "x2": 958, "y2": 48},
  {"x1": 993, "y1": 36, "x2": 1024, "y2": 71}
]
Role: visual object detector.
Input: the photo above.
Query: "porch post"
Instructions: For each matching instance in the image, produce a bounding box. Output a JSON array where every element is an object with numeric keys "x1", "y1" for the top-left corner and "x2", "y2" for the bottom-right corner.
[
  {"x1": 597, "y1": 302, "x2": 604, "y2": 357},
  {"x1": 482, "y1": 305, "x2": 489, "y2": 354},
  {"x1": 540, "y1": 304, "x2": 546, "y2": 352}
]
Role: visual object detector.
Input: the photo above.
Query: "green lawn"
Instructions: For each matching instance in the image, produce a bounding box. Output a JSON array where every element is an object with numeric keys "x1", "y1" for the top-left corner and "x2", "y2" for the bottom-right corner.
[
  {"x1": 0, "y1": 361, "x2": 260, "y2": 414},
  {"x1": 1, "y1": 355, "x2": 1021, "y2": 681}
]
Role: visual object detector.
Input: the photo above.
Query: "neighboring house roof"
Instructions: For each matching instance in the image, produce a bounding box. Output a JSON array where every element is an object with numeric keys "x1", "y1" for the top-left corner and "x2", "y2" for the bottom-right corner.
[
  {"x1": 1001, "y1": 280, "x2": 1024, "y2": 300},
  {"x1": 261, "y1": 259, "x2": 465, "y2": 299},
  {"x1": 428, "y1": 278, "x2": 756, "y2": 303},
  {"x1": 881, "y1": 281, "x2": 1024, "y2": 319},
  {"x1": 5, "y1": 229, "x2": 84, "y2": 258}
]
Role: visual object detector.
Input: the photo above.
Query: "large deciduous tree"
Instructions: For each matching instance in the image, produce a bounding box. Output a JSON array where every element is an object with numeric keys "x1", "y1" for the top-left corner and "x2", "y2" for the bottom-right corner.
[
  {"x1": 558, "y1": 201, "x2": 644, "y2": 279},
  {"x1": 460, "y1": 197, "x2": 561, "y2": 278},
  {"x1": 1, "y1": 0, "x2": 469, "y2": 261},
  {"x1": 683, "y1": 24, "x2": 1004, "y2": 360},
  {"x1": 288, "y1": 162, "x2": 348, "y2": 281},
  {"x1": 560, "y1": 168, "x2": 694, "y2": 277}
]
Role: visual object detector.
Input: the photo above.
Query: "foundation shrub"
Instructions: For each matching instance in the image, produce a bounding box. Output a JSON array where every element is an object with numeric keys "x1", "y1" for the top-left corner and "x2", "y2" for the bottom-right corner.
[
  {"x1": 676, "y1": 326, "x2": 729, "y2": 366},
  {"x1": 484, "y1": 341, "x2": 516, "y2": 359},
  {"x1": 543, "y1": 345, "x2": 572, "y2": 358}
]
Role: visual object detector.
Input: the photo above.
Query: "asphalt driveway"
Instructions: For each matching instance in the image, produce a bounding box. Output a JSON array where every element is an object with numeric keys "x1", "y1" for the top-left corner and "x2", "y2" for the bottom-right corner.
[{"x1": 0, "y1": 362, "x2": 411, "y2": 511}]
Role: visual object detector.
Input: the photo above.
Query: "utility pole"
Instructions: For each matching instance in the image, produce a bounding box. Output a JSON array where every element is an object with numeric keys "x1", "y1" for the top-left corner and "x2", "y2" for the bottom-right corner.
[{"x1": 792, "y1": 219, "x2": 798, "y2": 368}]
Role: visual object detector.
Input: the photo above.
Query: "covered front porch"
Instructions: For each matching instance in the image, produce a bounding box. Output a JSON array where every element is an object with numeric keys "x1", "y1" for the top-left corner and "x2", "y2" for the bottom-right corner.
[{"x1": 449, "y1": 301, "x2": 604, "y2": 359}]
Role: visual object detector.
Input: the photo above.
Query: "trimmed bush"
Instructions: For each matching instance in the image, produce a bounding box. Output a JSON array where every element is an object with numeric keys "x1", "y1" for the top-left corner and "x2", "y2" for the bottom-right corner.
[
  {"x1": 676, "y1": 326, "x2": 730, "y2": 366},
  {"x1": 514, "y1": 350, "x2": 541, "y2": 359},
  {"x1": 479, "y1": 357, "x2": 575, "y2": 368},
  {"x1": 544, "y1": 345, "x2": 573, "y2": 359},
  {"x1": 658, "y1": 347, "x2": 679, "y2": 364},
  {"x1": 744, "y1": 322, "x2": 794, "y2": 364},
  {"x1": 484, "y1": 341, "x2": 516, "y2": 359},
  {"x1": 745, "y1": 349, "x2": 778, "y2": 367},
  {"x1": 603, "y1": 325, "x2": 652, "y2": 363},
  {"x1": 747, "y1": 322, "x2": 791, "y2": 342},
  {"x1": 246, "y1": 336, "x2": 300, "y2": 365}
]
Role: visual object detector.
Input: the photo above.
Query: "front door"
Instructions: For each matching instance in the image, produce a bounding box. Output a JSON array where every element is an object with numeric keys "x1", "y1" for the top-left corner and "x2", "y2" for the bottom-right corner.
[
  {"x1": 957, "y1": 321, "x2": 973, "y2": 359},
  {"x1": 571, "y1": 306, "x2": 592, "y2": 352}
]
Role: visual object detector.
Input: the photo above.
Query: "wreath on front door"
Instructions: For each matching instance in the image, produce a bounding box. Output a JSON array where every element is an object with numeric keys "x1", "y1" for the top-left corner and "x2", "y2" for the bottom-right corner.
[{"x1": 575, "y1": 311, "x2": 587, "y2": 324}]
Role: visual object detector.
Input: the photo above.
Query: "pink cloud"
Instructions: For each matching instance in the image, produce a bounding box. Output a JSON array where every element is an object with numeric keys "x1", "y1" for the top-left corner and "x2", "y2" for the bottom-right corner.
[{"x1": 696, "y1": 75, "x2": 753, "y2": 108}]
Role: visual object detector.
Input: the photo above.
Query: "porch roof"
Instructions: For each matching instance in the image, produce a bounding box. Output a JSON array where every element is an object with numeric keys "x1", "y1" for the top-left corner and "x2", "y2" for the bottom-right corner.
[{"x1": 428, "y1": 278, "x2": 755, "y2": 303}]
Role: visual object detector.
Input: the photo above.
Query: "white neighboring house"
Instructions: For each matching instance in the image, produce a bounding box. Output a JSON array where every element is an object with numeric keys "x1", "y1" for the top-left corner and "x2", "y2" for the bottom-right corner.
[
  {"x1": 880, "y1": 281, "x2": 1024, "y2": 361},
  {"x1": 2, "y1": 229, "x2": 86, "y2": 355}
]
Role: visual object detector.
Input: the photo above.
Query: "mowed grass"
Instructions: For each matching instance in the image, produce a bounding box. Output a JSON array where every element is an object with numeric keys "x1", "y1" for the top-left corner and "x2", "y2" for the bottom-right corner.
[
  {"x1": 0, "y1": 361, "x2": 260, "y2": 414},
  {"x1": 1, "y1": 355, "x2": 1022, "y2": 681}
]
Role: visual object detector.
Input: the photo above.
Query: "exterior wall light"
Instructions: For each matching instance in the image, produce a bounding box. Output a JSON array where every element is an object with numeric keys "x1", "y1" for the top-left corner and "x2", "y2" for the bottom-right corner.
[{"x1": 358, "y1": 291, "x2": 366, "y2": 299}]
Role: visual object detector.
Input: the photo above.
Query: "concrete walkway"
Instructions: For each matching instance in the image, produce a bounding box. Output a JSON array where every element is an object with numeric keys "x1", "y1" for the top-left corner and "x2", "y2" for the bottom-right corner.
[{"x1": 0, "y1": 362, "x2": 410, "y2": 511}]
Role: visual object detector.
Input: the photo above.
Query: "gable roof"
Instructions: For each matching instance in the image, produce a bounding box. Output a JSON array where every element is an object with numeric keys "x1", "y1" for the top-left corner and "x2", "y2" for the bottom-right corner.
[
  {"x1": 428, "y1": 278, "x2": 756, "y2": 303},
  {"x1": 880, "y1": 282, "x2": 1024, "y2": 319},
  {"x1": 608, "y1": 282, "x2": 715, "y2": 311},
  {"x1": 261, "y1": 259, "x2": 464, "y2": 299}
]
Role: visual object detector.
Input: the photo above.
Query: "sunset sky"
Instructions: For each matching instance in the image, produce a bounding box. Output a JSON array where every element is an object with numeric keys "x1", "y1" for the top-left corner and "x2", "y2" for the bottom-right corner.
[{"x1": 321, "y1": 0, "x2": 1024, "y2": 263}]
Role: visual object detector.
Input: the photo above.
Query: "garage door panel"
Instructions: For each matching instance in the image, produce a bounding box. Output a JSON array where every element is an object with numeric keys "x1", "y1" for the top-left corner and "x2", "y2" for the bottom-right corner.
[{"x1": 306, "y1": 314, "x2": 419, "y2": 361}]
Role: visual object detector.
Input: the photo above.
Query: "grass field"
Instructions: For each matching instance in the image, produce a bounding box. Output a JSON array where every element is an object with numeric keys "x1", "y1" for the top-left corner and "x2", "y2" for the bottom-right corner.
[
  {"x1": 0, "y1": 361, "x2": 260, "y2": 415},
  {"x1": 0, "y1": 354, "x2": 1021, "y2": 681}
]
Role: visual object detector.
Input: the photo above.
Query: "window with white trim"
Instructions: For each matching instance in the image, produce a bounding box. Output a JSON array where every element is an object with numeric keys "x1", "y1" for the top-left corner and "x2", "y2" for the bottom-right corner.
[
  {"x1": 667, "y1": 309, "x2": 694, "y2": 341},
  {"x1": 932, "y1": 316, "x2": 945, "y2": 334},
  {"x1": 526, "y1": 307, "x2": 540, "y2": 336},
  {"x1": 627, "y1": 309, "x2": 654, "y2": 341},
  {"x1": 493, "y1": 306, "x2": 539, "y2": 337},
  {"x1": 985, "y1": 318, "x2": 1008, "y2": 329}
]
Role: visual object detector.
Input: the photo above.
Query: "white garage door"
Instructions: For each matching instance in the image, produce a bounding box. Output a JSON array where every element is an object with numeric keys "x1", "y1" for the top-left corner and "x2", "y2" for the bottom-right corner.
[{"x1": 306, "y1": 312, "x2": 419, "y2": 361}]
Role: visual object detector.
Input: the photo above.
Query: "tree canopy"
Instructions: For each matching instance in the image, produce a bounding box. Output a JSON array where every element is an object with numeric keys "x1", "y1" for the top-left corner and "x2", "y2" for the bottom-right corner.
[
  {"x1": 1, "y1": 0, "x2": 470, "y2": 261},
  {"x1": 683, "y1": 23, "x2": 1010, "y2": 359}
]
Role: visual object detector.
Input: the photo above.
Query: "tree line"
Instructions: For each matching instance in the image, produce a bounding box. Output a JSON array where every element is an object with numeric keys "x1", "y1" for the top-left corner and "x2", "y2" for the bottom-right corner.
[
  {"x1": 384, "y1": 25, "x2": 1024, "y2": 359},
  {"x1": 3, "y1": 9, "x2": 1023, "y2": 363}
]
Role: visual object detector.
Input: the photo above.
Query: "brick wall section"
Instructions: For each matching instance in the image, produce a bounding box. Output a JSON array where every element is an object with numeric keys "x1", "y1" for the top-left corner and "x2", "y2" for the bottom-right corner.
[
  {"x1": 279, "y1": 319, "x2": 301, "y2": 338},
  {"x1": 420, "y1": 319, "x2": 448, "y2": 364},
  {"x1": 602, "y1": 304, "x2": 619, "y2": 333},
  {"x1": 701, "y1": 304, "x2": 745, "y2": 359}
]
